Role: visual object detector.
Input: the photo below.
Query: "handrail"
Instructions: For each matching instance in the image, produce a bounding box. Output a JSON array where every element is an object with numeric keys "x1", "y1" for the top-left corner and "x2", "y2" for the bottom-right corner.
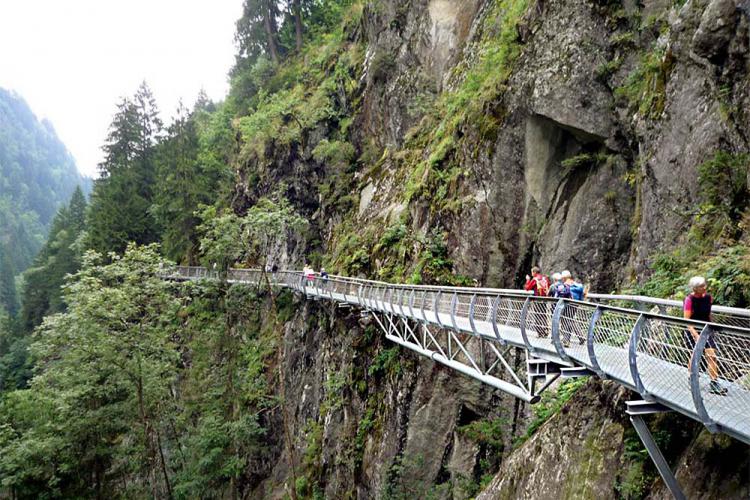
[{"x1": 167, "y1": 265, "x2": 750, "y2": 446}]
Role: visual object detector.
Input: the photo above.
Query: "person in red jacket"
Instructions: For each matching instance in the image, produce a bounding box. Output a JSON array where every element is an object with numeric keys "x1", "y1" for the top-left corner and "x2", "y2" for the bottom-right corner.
[
  {"x1": 524, "y1": 266, "x2": 550, "y2": 337},
  {"x1": 524, "y1": 266, "x2": 550, "y2": 296}
]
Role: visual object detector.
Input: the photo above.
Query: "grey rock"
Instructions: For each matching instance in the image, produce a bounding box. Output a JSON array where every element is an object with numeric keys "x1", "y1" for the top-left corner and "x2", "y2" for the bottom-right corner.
[{"x1": 692, "y1": 0, "x2": 739, "y2": 62}]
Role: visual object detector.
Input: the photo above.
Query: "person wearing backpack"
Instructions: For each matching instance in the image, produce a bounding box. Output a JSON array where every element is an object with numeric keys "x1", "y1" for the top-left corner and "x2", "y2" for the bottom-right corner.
[
  {"x1": 549, "y1": 272, "x2": 572, "y2": 298},
  {"x1": 561, "y1": 270, "x2": 587, "y2": 344},
  {"x1": 525, "y1": 266, "x2": 549, "y2": 296},
  {"x1": 524, "y1": 266, "x2": 550, "y2": 337}
]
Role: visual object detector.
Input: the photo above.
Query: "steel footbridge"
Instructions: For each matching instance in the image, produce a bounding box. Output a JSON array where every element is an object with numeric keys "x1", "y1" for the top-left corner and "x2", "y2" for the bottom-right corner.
[{"x1": 172, "y1": 266, "x2": 750, "y2": 499}]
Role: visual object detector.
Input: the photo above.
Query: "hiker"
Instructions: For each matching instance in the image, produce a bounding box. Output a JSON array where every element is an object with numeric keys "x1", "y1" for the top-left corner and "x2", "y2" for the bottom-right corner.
[
  {"x1": 548, "y1": 272, "x2": 571, "y2": 298},
  {"x1": 524, "y1": 266, "x2": 550, "y2": 296},
  {"x1": 684, "y1": 276, "x2": 727, "y2": 395},
  {"x1": 562, "y1": 270, "x2": 585, "y2": 301},
  {"x1": 524, "y1": 266, "x2": 550, "y2": 337},
  {"x1": 562, "y1": 270, "x2": 586, "y2": 345},
  {"x1": 320, "y1": 267, "x2": 329, "y2": 289},
  {"x1": 303, "y1": 264, "x2": 315, "y2": 286}
]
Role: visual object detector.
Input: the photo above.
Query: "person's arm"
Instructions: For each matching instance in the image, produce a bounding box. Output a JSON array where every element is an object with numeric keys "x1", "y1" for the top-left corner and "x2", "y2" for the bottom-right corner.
[{"x1": 524, "y1": 277, "x2": 535, "y2": 291}]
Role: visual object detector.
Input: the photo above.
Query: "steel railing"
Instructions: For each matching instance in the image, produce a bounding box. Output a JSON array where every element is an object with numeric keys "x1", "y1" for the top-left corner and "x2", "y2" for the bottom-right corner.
[{"x1": 168, "y1": 266, "x2": 750, "y2": 445}]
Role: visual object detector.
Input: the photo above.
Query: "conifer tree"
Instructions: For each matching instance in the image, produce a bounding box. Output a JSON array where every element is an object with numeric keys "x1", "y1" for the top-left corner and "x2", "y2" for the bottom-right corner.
[
  {"x1": 0, "y1": 244, "x2": 17, "y2": 317},
  {"x1": 87, "y1": 83, "x2": 162, "y2": 255},
  {"x1": 20, "y1": 186, "x2": 88, "y2": 332}
]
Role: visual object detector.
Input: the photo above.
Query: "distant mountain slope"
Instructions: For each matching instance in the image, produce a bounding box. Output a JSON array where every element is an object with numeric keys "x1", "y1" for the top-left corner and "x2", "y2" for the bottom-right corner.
[{"x1": 0, "y1": 88, "x2": 89, "y2": 275}]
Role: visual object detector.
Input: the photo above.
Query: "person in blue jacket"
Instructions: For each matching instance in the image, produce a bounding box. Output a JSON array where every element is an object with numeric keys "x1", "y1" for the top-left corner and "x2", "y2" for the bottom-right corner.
[{"x1": 562, "y1": 270, "x2": 585, "y2": 301}]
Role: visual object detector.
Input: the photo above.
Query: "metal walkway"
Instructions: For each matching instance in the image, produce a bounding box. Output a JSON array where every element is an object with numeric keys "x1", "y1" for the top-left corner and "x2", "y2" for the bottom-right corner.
[{"x1": 172, "y1": 266, "x2": 750, "y2": 447}]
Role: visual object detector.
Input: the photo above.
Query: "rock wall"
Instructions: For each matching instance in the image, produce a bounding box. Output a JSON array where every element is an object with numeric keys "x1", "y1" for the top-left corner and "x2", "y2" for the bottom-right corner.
[{"x1": 232, "y1": 0, "x2": 750, "y2": 497}]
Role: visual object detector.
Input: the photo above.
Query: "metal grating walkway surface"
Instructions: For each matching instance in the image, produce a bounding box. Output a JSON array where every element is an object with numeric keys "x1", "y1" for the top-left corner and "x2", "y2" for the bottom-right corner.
[{"x1": 171, "y1": 266, "x2": 750, "y2": 445}]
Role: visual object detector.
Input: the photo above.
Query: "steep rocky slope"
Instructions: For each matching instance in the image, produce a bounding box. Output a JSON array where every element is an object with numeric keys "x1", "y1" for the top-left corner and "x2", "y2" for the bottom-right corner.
[{"x1": 229, "y1": 0, "x2": 750, "y2": 497}]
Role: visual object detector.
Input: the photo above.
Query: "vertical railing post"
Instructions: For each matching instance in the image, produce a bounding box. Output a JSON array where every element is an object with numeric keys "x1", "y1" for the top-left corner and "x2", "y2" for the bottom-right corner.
[
  {"x1": 468, "y1": 294, "x2": 478, "y2": 336},
  {"x1": 420, "y1": 291, "x2": 428, "y2": 323},
  {"x1": 519, "y1": 297, "x2": 534, "y2": 353},
  {"x1": 435, "y1": 291, "x2": 444, "y2": 329},
  {"x1": 586, "y1": 307, "x2": 605, "y2": 377},
  {"x1": 450, "y1": 292, "x2": 459, "y2": 331},
  {"x1": 490, "y1": 295, "x2": 505, "y2": 344},
  {"x1": 408, "y1": 290, "x2": 416, "y2": 319},
  {"x1": 551, "y1": 299, "x2": 570, "y2": 360},
  {"x1": 689, "y1": 324, "x2": 717, "y2": 430},
  {"x1": 628, "y1": 314, "x2": 647, "y2": 396},
  {"x1": 397, "y1": 288, "x2": 406, "y2": 317}
]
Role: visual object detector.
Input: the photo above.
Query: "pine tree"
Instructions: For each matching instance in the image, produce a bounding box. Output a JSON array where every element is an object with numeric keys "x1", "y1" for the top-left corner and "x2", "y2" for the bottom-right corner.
[
  {"x1": 0, "y1": 244, "x2": 18, "y2": 317},
  {"x1": 153, "y1": 103, "x2": 202, "y2": 263},
  {"x1": 20, "y1": 186, "x2": 88, "y2": 332},
  {"x1": 87, "y1": 83, "x2": 162, "y2": 255},
  {"x1": 236, "y1": 0, "x2": 282, "y2": 64}
]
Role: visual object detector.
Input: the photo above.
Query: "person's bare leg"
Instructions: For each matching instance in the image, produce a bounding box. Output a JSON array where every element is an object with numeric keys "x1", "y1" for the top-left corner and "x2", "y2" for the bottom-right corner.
[{"x1": 705, "y1": 348, "x2": 719, "y2": 381}]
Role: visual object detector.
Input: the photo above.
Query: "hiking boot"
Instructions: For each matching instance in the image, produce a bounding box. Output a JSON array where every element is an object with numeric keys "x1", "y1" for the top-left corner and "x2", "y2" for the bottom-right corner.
[{"x1": 709, "y1": 381, "x2": 728, "y2": 396}]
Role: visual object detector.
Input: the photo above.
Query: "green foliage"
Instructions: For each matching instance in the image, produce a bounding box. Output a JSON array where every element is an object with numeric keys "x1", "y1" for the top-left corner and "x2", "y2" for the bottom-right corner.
[
  {"x1": 614, "y1": 47, "x2": 675, "y2": 119},
  {"x1": 595, "y1": 57, "x2": 624, "y2": 80},
  {"x1": 20, "y1": 187, "x2": 87, "y2": 333},
  {"x1": 87, "y1": 83, "x2": 163, "y2": 256},
  {"x1": 560, "y1": 152, "x2": 612, "y2": 172},
  {"x1": 321, "y1": 372, "x2": 347, "y2": 414},
  {"x1": 312, "y1": 139, "x2": 356, "y2": 167},
  {"x1": 297, "y1": 419, "x2": 325, "y2": 499},
  {"x1": 517, "y1": 378, "x2": 589, "y2": 445},
  {"x1": 696, "y1": 151, "x2": 749, "y2": 231},
  {"x1": 367, "y1": 347, "x2": 402, "y2": 379},
  {"x1": 0, "y1": 245, "x2": 181, "y2": 497},
  {"x1": 0, "y1": 245, "x2": 283, "y2": 497},
  {"x1": 394, "y1": 0, "x2": 529, "y2": 211},
  {"x1": 633, "y1": 151, "x2": 750, "y2": 306},
  {"x1": 0, "y1": 88, "x2": 89, "y2": 275},
  {"x1": 382, "y1": 454, "x2": 452, "y2": 500},
  {"x1": 152, "y1": 98, "x2": 234, "y2": 264},
  {"x1": 458, "y1": 417, "x2": 507, "y2": 452},
  {"x1": 615, "y1": 428, "x2": 653, "y2": 499},
  {"x1": 370, "y1": 50, "x2": 396, "y2": 83},
  {"x1": 196, "y1": 191, "x2": 308, "y2": 271}
]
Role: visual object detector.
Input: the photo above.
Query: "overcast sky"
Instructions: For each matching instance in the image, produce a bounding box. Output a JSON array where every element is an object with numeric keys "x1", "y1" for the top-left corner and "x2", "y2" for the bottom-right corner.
[{"x1": 0, "y1": 0, "x2": 244, "y2": 178}]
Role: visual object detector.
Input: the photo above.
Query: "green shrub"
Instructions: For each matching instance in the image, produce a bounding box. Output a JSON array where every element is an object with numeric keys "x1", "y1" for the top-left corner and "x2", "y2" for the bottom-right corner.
[{"x1": 615, "y1": 47, "x2": 674, "y2": 119}]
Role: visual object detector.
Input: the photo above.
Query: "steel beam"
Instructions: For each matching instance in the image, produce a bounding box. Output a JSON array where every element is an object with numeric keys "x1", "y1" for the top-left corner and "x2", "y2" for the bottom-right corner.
[{"x1": 628, "y1": 414, "x2": 686, "y2": 500}]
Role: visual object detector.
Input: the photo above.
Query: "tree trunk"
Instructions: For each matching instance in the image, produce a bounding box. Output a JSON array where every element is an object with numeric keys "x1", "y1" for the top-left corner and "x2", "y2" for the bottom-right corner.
[
  {"x1": 156, "y1": 428, "x2": 173, "y2": 500},
  {"x1": 263, "y1": 2, "x2": 279, "y2": 63},
  {"x1": 294, "y1": 0, "x2": 303, "y2": 51}
]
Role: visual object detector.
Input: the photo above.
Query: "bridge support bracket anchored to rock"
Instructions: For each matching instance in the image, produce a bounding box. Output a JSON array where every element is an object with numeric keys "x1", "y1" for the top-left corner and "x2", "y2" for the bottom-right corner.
[{"x1": 626, "y1": 400, "x2": 686, "y2": 500}]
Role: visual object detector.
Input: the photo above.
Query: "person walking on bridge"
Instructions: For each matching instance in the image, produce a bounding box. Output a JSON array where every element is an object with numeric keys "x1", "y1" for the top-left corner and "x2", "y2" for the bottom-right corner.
[
  {"x1": 525, "y1": 266, "x2": 550, "y2": 337},
  {"x1": 684, "y1": 276, "x2": 727, "y2": 396}
]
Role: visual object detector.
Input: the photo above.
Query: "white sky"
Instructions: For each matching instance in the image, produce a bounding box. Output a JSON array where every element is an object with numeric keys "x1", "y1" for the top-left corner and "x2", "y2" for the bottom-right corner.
[{"x1": 0, "y1": 0, "x2": 244, "y2": 178}]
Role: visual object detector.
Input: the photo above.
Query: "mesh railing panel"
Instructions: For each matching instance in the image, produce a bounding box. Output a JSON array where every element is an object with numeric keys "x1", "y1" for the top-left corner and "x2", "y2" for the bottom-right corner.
[
  {"x1": 559, "y1": 303, "x2": 596, "y2": 365},
  {"x1": 704, "y1": 328, "x2": 750, "y2": 433},
  {"x1": 637, "y1": 317, "x2": 696, "y2": 413},
  {"x1": 592, "y1": 310, "x2": 638, "y2": 386},
  {"x1": 526, "y1": 301, "x2": 552, "y2": 340}
]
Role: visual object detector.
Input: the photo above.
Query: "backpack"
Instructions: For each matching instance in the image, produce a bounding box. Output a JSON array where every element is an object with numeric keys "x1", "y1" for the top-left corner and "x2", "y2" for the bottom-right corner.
[
  {"x1": 552, "y1": 282, "x2": 571, "y2": 299},
  {"x1": 535, "y1": 276, "x2": 550, "y2": 296}
]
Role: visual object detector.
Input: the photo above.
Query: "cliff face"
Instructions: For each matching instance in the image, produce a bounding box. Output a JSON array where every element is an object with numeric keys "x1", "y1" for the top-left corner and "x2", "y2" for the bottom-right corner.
[
  {"x1": 350, "y1": 0, "x2": 749, "y2": 290},
  {"x1": 231, "y1": 0, "x2": 750, "y2": 497}
]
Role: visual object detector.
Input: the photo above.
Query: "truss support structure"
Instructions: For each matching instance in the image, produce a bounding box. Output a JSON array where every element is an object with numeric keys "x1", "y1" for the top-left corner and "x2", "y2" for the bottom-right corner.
[
  {"x1": 370, "y1": 311, "x2": 540, "y2": 403},
  {"x1": 626, "y1": 400, "x2": 686, "y2": 500}
]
